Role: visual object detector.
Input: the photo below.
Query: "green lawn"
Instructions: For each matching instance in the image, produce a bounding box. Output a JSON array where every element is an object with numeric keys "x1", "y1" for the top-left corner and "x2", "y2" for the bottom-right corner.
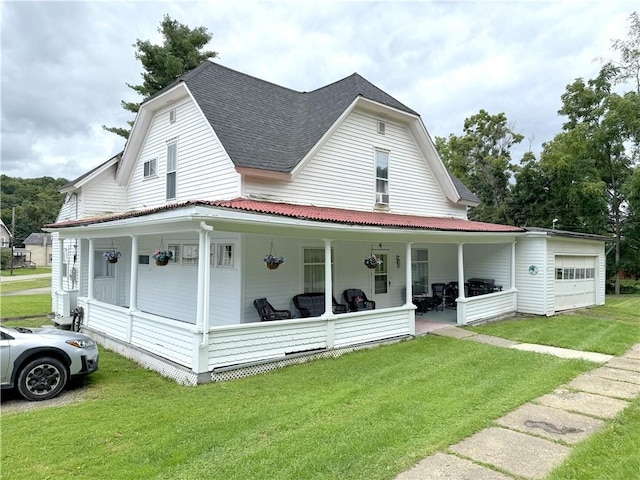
[
  {"x1": 0, "y1": 267, "x2": 51, "y2": 276},
  {"x1": 468, "y1": 295, "x2": 640, "y2": 355},
  {"x1": 1, "y1": 299, "x2": 637, "y2": 479},
  {"x1": 0, "y1": 294, "x2": 52, "y2": 319},
  {"x1": 0, "y1": 278, "x2": 51, "y2": 293}
]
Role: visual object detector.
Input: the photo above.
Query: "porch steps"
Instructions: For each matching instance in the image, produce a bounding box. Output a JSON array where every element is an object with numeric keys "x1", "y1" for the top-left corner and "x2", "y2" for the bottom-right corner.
[{"x1": 52, "y1": 316, "x2": 73, "y2": 329}]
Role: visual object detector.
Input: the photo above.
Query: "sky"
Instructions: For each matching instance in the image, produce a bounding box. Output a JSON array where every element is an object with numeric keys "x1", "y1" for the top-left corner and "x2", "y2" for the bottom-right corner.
[{"x1": 1, "y1": 0, "x2": 636, "y2": 181}]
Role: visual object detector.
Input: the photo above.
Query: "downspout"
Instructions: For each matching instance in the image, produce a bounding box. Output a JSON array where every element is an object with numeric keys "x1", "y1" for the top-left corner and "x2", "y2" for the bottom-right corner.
[{"x1": 199, "y1": 221, "x2": 214, "y2": 347}]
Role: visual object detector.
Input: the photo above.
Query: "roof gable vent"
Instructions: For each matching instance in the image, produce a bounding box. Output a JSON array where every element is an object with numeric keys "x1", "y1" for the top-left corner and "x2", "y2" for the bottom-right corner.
[{"x1": 377, "y1": 120, "x2": 386, "y2": 134}]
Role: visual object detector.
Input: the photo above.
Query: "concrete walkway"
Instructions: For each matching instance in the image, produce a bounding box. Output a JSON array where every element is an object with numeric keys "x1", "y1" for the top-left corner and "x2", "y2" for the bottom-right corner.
[{"x1": 396, "y1": 329, "x2": 640, "y2": 480}]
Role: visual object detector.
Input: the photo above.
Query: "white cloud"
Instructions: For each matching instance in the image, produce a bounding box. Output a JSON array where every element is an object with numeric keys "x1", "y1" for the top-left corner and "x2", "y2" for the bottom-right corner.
[{"x1": 1, "y1": 0, "x2": 637, "y2": 179}]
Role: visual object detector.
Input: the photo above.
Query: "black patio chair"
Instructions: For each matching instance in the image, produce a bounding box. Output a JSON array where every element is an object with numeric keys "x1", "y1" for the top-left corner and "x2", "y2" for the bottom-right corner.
[
  {"x1": 253, "y1": 298, "x2": 292, "y2": 322},
  {"x1": 293, "y1": 293, "x2": 348, "y2": 317},
  {"x1": 343, "y1": 289, "x2": 376, "y2": 312},
  {"x1": 431, "y1": 283, "x2": 446, "y2": 311},
  {"x1": 444, "y1": 281, "x2": 458, "y2": 309}
]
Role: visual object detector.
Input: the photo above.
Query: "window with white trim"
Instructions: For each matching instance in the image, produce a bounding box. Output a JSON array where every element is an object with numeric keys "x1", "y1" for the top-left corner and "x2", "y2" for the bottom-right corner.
[
  {"x1": 182, "y1": 245, "x2": 198, "y2": 266},
  {"x1": 303, "y1": 248, "x2": 333, "y2": 293},
  {"x1": 411, "y1": 249, "x2": 429, "y2": 295},
  {"x1": 143, "y1": 158, "x2": 157, "y2": 178},
  {"x1": 375, "y1": 149, "x2": 389, "y2": 204},
  {"x1": 166, "y1": 142, "x2": 177, "y2": 200},
  {"x1": 216, "y1": 244, "x2": 234, "y2": 267}
]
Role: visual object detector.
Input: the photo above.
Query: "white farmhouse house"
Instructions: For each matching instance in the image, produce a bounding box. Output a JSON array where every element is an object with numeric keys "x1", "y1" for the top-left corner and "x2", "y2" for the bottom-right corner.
[{"x1": 45, "y1": 61, "x2": 607, "y2": 384}]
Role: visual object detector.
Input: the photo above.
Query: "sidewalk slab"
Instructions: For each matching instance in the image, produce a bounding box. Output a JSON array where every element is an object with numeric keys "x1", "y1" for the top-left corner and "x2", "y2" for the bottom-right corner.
[
  {"x1": 450, "y1": 427, "x2": 571, "y2": 480},
  {"x1": 429, "y1": 326, "x2": 477, "y2": 339},
  {"x1": 510, "y1": 343, "x2": 613, "y2": 363},
  {"x1": 606, "y1": 356, "x2": 640, "y2": 372},
  {"x1": 395, "y1": 452, "x2": 511, "y2": 480},
  {"x1": 536, "y1": 388, "x2": 630, "y2": 419},
  {"x1": 466, "y1": 334, "x2": 519, "y2": 348},
  {"x1": 623, "y1": 348, "x2": 640, "y2": 360},
  {"x1": 568, "y1": 374, "x2": 640, "y2": 400},
  {"x1": 495, "y1": 403, "x2": 604, "y2": 445},
  {"x1": 589, "y1": 366, "x2": 640, "y2": 385}
]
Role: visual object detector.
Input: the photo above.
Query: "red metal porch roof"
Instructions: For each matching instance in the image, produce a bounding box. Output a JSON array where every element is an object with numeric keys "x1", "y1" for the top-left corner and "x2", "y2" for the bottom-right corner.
[{"x1": 46, "y1": 198, "x2": 524, "y2": 233}]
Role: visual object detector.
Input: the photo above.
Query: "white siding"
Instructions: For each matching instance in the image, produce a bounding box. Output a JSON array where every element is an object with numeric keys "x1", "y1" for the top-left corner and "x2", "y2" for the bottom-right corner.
[
  {"x1": 127, "y1": 99, "x2": 240, "y2": 210},
  {"x1": 245, "y1": 109, "x2": 466, "y2": 218},
  {"x1": 515, "y1": 237, "x2": 548, "y2": 315},
  {"x1": 56, "y1": 194, "x2": 80, "y2": 222},
  {"x1": 82, "y1": 166, "x2": 127, "y2": 216},
  {"x1": 464, "y1": 244, "x2": 512, "y2": 289}
]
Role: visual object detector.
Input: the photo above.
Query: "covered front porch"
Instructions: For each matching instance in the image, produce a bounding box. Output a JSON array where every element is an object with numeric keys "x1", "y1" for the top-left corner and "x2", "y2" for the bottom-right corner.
[{"x1": 48, "y1": 203, "x2": 521, "y2": 383}]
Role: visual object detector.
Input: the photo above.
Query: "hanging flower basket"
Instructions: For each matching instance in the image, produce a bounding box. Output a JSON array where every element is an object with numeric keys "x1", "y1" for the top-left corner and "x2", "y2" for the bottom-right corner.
[
  {"x1": 264, "y1": 240, "x2": 285, "y2": 270},
  {"x1": 153, "y1": 250, "x2": 173, "y2": 266},
  {"x1": 103, "y1": 250, "x2": 121, "y2": 264},
  {"x1": 363, "y1": 254, "x2": 382, "y2": 269},
  {"x1": 264, "y1": 254, "x2": 286, "y2": 270}
]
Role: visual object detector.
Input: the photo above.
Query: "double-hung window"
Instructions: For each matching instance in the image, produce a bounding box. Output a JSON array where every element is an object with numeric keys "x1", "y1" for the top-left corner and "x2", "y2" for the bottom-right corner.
[
  {"x1": 375, "y1": 149, "x2": 389, "y2": 204},
  {"x1": 303, "y1": 248, "x2": 333, "y2": 293},
  {"x1": 166, "y1": 142, "x2": 177, "y2": 200}
]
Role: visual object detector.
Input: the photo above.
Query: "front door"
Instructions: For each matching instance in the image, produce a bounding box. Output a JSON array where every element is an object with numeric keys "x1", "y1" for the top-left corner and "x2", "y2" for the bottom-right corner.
[
  {"x1": 371, "y1": 251, "x2": 390, "y2": 308},
  {"x1": 94, "y1": 250, "x2": 119, "y2": 305}
]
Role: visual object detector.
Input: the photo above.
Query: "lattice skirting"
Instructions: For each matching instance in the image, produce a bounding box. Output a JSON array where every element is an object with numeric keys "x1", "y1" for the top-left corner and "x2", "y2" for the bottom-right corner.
[
  {"x1": 83, "y1": 327, "x2": 200, "y2": 386},
  {"x1": 83, "y1": 326, "x2": 410, "y2": 385},
  {"x1": 210, "y1": 336, "x2": 410, "y2": 382}
]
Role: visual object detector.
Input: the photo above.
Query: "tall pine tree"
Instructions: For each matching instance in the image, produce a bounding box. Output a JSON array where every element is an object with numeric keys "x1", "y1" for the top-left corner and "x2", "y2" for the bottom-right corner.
[{"x1": 103, "y1": 15, "x2": 217, "y2": 139}]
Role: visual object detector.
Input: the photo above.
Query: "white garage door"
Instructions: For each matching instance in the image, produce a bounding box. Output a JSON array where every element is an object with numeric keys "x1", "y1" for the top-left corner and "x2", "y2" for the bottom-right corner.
[{"x1": 554, "y1": 256, "x2": 597, "y2": 311}]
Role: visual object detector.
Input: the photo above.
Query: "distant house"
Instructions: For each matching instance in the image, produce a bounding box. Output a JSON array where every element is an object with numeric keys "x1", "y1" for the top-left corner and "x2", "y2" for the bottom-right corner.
[
  {"x1": 24, "y1": 232, "x2": 53, "y2": 267},
  {"x1": 0, "y1": 219, "x2": 10, "y2": 248},
  {"x1": 45, "y1": 61, "x2": 608, "y2": 385}
]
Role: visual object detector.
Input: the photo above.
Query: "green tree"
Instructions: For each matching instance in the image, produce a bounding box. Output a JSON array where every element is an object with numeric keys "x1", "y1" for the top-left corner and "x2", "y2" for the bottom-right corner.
[
  {"x1": 435, "y1": 110, "x2": 524, "y2": 223},
  {"x1": 103, "y1": 14, "x2": 218, "y2": 139},
  {"x1": 0, "y1": 176, "x2": 68, "y2": 246}
]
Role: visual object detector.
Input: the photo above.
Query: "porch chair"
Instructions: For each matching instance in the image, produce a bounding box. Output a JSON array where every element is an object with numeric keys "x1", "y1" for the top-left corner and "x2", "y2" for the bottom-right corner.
[
  {"x1": 444, "y1": 281, "x2": 458, "y2": 309},
  {"x1": 431, "y1": 283, "x2": 446, "y2": 311},
  {"x1": 253, "y1": 298, "x2": 292, "y2": 322},
  {"x1": 293, "y1": 293, "x2": 348, "y2": 317},
  {"x1": 343, "y1": 289, "x2": 376, "y2": 312}
]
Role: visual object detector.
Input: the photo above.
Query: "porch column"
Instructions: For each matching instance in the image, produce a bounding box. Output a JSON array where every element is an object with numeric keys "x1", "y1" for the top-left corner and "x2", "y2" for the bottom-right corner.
[
  {"x1": 197, "y1": 222, "x2": 213, "y2": 350},
  {"x1": 511, "y1": 241, "x2": 517, "y2": 290},
  {"x1": 56, "y1": 237, "x2": 64, "y2": 292},
  {"x1": 88, "y1": 238, "x2": 95, "y2": 300},
  {"x1": 129, "y1": 235, "x2": 139, "y2": 311},
  {"x1": 322, "y1": 239, "x2": 334, "y2": 317},
  {"x1": 457, "y1": 243, "x2": 466, "y2": 300},
  {"x1": 405, "y1": 242, "x2": 413, "y2": 306}
]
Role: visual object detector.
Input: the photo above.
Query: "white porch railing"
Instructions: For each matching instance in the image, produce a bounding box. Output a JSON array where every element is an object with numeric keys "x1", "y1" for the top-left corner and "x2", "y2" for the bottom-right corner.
[
  {"x1": 457, "y1": 289, "x2": 517, "y2": 325},
  {"x1": 207, "y1": 306, "x2": 414, "y2": 370},
  {"x1": 78, "y1": 298, "x2": 196, "y2": 368},
  {"x1": 78, "y1": 299, "x2": 414, "y2": 374}
]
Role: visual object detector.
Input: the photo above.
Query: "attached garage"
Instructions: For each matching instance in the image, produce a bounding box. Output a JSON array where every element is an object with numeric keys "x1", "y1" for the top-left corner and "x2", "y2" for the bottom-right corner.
[
  {"x1": 515, "y1": 228, "x2": 609, "y2": 316},
  {"x1": 554, "y1": 255, "x2": 597, "y2": 310}
]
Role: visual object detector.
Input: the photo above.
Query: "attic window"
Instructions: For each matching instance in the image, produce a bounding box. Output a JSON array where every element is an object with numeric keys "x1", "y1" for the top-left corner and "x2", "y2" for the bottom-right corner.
[
  {"x1": 169, "y1": 109, "x2": 176, "y2": 123},
  {"x1": 377, "y1": 121, "x2": 386, "y2": 135},
  {"x1": 143, "y1": 158, "x2": 157, "y2": 178}
]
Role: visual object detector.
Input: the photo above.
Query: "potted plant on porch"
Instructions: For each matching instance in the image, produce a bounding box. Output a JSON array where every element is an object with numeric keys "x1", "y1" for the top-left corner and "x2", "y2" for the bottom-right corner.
[
  {"x1": 264, "y1": 254, "x2": 286, "y2": 270},
  {"x1": 153, "y1": 249, "x2": 173, "y2": 266},
  {"x1": 103, "y1": 250, "x2": 121, "y2": 264},
  {"x1": 363, "y1": 254, "x2": 382, "y2": 269}
]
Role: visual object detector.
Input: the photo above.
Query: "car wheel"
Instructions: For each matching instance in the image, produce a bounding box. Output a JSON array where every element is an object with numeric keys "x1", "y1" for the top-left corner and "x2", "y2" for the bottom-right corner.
[{"x1": 17, "y1": 357, "x2": 68, "y2": 401}]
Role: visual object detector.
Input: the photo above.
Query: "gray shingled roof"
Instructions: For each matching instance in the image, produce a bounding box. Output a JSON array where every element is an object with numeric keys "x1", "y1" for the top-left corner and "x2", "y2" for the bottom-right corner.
[
  {"x1": 24, "y1": 232, "x2": 52, "y2": 245},
  {"x1": 148, "y1": 61, "x2": 479, "y2": 203},
  {"x1": 183, "y1": 61, "x2": 418, "y2": 172}
]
